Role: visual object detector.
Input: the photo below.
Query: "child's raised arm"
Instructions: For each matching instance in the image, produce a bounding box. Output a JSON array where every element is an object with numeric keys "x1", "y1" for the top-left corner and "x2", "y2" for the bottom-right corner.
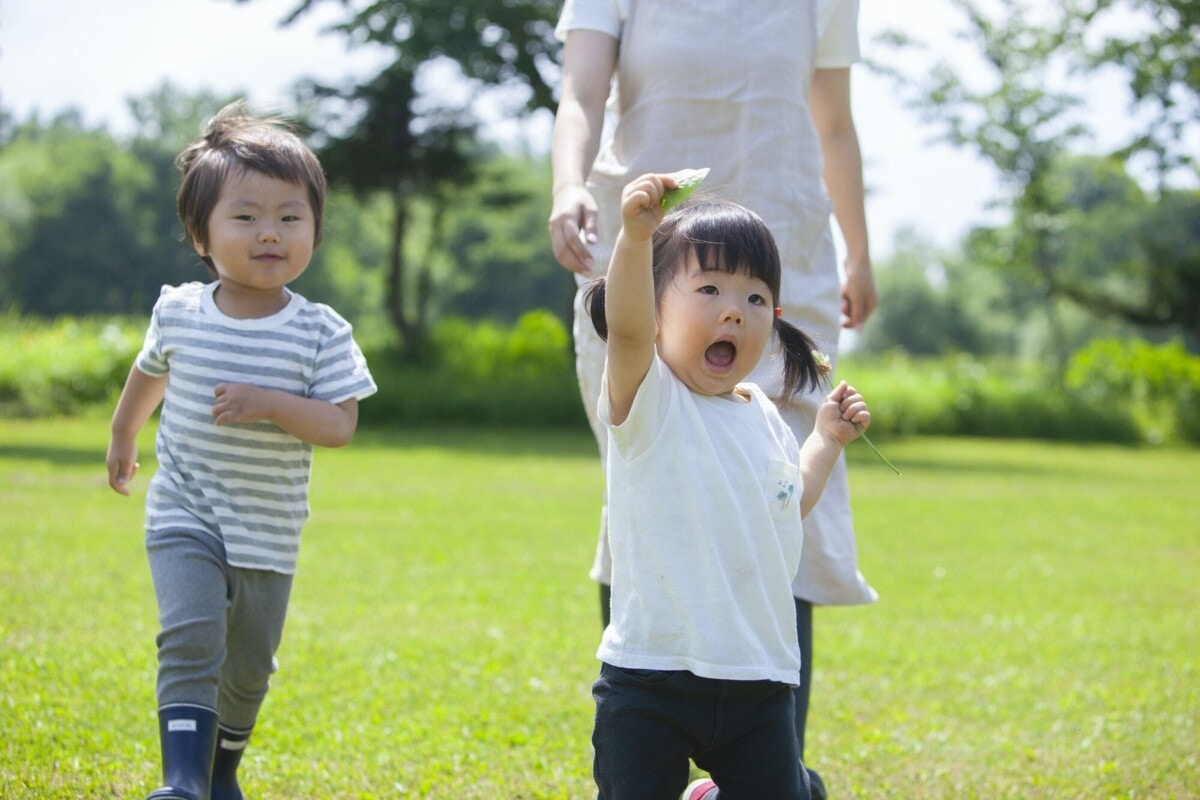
[
  {"x1": 603, "y1": 173, "x2": 674, "y2": 425},
  {"x1": 798, "y1": 380, "x2": 870, "y2": 517}
]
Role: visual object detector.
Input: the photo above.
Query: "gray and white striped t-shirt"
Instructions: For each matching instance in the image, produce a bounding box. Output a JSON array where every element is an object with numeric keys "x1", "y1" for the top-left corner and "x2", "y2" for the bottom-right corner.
[{"x1": 136, "y1": 281, "x2": 377, "y2": 574}]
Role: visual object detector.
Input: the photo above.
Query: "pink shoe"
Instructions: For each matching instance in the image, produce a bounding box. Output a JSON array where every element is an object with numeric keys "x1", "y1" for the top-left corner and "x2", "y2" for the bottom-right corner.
[{"x1": 681, "y1": 778, "x2": 718, "y2": 800}]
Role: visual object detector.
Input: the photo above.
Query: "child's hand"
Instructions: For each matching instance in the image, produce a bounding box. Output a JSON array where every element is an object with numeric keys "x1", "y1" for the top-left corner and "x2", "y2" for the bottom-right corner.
[
  {"x1": 816, "y1": 380, "x2": 870, "y2": 446},
  {"x1": 212, "y1": 382, "x2": 273, "y2": 426},
  {"x1": 106, "y1": 438, "x2": 139, "y2": 496},
  {"x1": 620, "y1": 174, "x2": 671, "y2": 242}
]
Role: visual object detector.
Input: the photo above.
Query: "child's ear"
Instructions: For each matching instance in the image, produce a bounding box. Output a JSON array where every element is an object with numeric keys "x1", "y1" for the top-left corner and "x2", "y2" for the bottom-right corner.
[{"x1": 192, "y1": 240, "x2": 208, "y2": 258}]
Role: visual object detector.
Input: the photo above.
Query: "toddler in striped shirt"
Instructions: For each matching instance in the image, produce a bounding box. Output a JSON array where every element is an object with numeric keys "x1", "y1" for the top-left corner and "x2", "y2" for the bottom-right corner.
[{"x1": 106, "y1": 100, "x2": 376, "y2": 800}]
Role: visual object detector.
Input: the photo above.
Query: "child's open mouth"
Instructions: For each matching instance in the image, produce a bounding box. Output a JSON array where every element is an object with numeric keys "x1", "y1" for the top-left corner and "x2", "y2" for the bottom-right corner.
[{"x1": 705, "y1": 340, "x2": 737, "y2": 368}]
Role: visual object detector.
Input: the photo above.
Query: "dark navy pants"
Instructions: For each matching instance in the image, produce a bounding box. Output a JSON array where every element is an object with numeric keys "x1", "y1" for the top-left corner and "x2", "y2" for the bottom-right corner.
[{"x1": 592, "y1": 663, "x2": 811, "y2": 800}]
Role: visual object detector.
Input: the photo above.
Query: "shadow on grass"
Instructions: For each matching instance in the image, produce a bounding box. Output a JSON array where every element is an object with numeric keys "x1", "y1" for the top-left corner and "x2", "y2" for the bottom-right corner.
[
  {"x1": 353, "y1": 424, "x2": 599, "y2": 459},
  {"x1": 0, "y1": 423, "x2": 599, "y2": 466},
  {"x1": 842, "y1": 436, "x2": 1142, "y2": 479},
  {"x1": 0, "y1": 444, "x2": 103, "y2": 467}
]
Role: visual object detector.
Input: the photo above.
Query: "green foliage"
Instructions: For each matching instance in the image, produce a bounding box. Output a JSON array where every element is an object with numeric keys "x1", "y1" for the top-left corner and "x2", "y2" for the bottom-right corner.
[
  {"x1": 3, "y1": 420, "x2": 1198, "y2": 798},
  {"x1": 439, "y1": 156, "x2": 574, "y2": 323},
  {"x1": 838, "y1": 352, "x2": 1141, "y2": 444},
  {"x1": 0, "y1": 87, "x2": 575, "y2": 350},
  {"x1": 863, "y1": 158, "x2": 1199, "y2": 362},
  {"x1": 879, "y1": 3, "x2": 1200, "y2": 361},
  {"x1": 1038, "y1": 160, "x2": 1200, "y2": 346},
  {"x1": 359, "y1": 311, "x2": 586, "y2": 427},
  {"x1": 8, "y1": 313, "x2": 1200, "y2": 445},
  {"x1": 1066, "y1": 337, "x2": 1200, "y2": 443},
  {"x1": 856, "y1": 230, "x2": 1017, "y2": 357},
  {"x1": 1062, "y1": 0, "x2": 1199, "y2": 179},
  {"x1": 0, "y1": 97, "x2": 228, "y2": 318},
  {"x1": 0, "y1": 314, "x2": 143, "y2": 417}
]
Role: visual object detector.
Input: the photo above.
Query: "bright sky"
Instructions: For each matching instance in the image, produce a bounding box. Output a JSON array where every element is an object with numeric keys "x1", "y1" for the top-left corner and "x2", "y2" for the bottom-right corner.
[{"x1": 0, "y1": 0, "x2": 1138, "y2": 258}]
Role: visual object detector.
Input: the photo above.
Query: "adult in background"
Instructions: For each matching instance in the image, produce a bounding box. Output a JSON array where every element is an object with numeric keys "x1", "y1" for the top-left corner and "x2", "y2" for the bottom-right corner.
[{"x1": 548, "y1": 1, "x2": 879, "y2": 795}]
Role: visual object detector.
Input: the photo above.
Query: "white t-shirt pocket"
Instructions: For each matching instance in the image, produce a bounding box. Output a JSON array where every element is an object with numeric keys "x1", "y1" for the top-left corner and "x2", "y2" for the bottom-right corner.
[{"x1": 767, "y1": 458, "x2": 800, "y2": 522}]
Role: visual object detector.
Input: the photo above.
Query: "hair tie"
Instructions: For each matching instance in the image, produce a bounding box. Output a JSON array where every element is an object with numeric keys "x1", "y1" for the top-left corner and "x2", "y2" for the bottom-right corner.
[{"x1": 774, "y1": 307, "x2": 783, "y2": 318}]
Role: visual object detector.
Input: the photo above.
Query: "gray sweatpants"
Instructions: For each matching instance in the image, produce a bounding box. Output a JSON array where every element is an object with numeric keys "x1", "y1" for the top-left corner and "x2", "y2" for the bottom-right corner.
[{"x1": 146, "y1": 528, "x2": 293, "y2": 731}]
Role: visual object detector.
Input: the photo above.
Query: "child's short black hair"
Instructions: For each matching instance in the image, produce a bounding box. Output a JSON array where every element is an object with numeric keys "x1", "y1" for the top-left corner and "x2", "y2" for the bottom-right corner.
[
  {"x1": 176, "y1": 100, "x2": 326, "y2": 276},
  {"x1": 586, "y1": 195, "x2": 826, "y2": 400}
]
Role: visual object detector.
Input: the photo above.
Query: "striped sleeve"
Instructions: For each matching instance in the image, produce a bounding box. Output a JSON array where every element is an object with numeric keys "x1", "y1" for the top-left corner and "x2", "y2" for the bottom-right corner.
[
  {"x1": 134, "y1": 286, "x2": 173, "y2": 377},
  {"x1": 303, "y1": 304, "x2": 377, "y2": 404}
]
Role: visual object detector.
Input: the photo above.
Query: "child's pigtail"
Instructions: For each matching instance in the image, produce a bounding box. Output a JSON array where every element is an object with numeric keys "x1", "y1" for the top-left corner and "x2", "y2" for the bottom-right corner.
[
  {"x1": 584, "y1": 278, "x2": 609, "y2": 341},
  {"x1": 774, "y1": 317, "x2": 825, "y2": 400}
]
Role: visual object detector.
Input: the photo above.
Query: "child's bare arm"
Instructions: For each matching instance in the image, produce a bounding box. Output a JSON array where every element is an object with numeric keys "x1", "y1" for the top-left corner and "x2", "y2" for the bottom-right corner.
[
  {"x1": 798, "y1": 381, "x2": 870, "y2": 517},
  {"x1": 603, "y1": 173, "x2": 673, "y2": 424},
  {"x1": 211, "y1": 383, "x2": 359, "y2": 448},
  {"x1": 107, "y1": 366, "x2": 168, "y2": 495}
]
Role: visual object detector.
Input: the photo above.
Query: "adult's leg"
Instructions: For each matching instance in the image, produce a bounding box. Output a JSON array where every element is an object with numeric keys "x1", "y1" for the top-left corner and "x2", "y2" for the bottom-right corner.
[
  {"x1": 792, "y1": 597, "x2": 813, "y2": 761},
  {"x1": 599, "y1": 582, "x2": 612, "y2": 628},
  {"x1": 793, "y1": 598, "x2": 827, "y2": 799},
  {"x1": 574, "y1": 284, "x2": 615, "y2": 626}
]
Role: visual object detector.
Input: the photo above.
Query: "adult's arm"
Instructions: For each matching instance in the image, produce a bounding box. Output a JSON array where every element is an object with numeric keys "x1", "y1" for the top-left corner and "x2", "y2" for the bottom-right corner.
[
  {"x1": 811, "y1": 66, "x2": 877, "y2": 330},
  {"x1": 548, "y1": 29, "x2": 619, "y2": 277}
]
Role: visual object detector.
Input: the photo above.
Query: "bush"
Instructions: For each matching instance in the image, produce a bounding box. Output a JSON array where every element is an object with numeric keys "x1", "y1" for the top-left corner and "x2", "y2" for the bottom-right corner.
[
  {"x1": 0, "y1": 313, "x2": 142, "y2": 417},
  {"x1": 838, "y1": 351, "x2": 1142, "y2": 444},
  {"x1": 1066, "y1": 338, "x2": 1200, "y2": 444},
  {"x1": 5, "y1": 313, "x2": 1197, "y2": 445},
  {"x1": 358, "y1": 311, "x2": 587, "y2": 428}
]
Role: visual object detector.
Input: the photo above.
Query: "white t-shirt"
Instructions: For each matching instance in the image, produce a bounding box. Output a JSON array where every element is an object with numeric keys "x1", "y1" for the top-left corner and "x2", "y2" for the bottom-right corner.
[
  {"x1": 598, "y1": 356, "x2": 805, "y2": 684},
  {"x1": 556, "y1": 0, "x2": 860, "y2": 68},
  {"x1": 136, "y1": 281, "x2": 377, "y2": 574}
]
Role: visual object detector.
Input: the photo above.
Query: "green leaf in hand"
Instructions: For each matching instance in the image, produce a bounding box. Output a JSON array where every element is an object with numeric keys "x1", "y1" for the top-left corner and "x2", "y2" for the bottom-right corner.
[{"x1": 661, "y1": 168, "x2": 710, "y2": 209}]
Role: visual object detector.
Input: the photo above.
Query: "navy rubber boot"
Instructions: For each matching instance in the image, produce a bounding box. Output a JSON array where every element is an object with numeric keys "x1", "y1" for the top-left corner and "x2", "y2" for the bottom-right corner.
[
  {"x1": 146, "y1": 704, "x2": 218, "y2": 800},
  {"x1": 210, "y1": 724, "x2": 253, "y2": 800}
]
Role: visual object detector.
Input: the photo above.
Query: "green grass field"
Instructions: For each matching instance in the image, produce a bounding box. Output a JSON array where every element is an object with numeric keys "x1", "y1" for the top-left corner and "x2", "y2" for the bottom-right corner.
[{"x1": 2, "y1": 418, "x2": 1197, "y2": 799}]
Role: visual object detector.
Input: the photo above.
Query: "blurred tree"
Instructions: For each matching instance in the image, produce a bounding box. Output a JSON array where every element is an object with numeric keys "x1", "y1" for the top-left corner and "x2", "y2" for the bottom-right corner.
[
  {"x1": 0, "y1": 111, "x2": 187, "y2": 315},
  {"x1": 0, "y1": 107, "x2": 14, "y2": 146},
  {"x1": 240, "y1": 0, "x2": 561, "y2": 357},
  {"x1": 1051, "y1": 182, "x2": 1200, "y2": 350},
  {"x1": 966, "y1": 155, "x2": 1200, "y2": 352},
  {"x1": 0, "y1": 91, "x2": 257, "y2": 317},
  {"x1": 878, "y1": 0, "x2": 1089, "y2": 373},
  {"x1": 1060, "y1": 0, "x2": 1198, "y2": 183},
  {"x1": 855, "y1": 228, "x2": 1021, "y2": 356},
  {"x1": 440, "y1": 154, "x2": 573, "y2": 323},
  {"x1": 298, "y1": 187, "x2": 394, "y2": 345},
  {"x1": 876, "y1": 0, "x2": 1200, "y2": 367}
]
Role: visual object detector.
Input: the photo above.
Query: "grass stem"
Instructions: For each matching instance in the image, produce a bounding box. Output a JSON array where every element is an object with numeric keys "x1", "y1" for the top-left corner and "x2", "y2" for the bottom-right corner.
[{"x1": 856, "y1": 423, "x2": 902, "y2": 475}]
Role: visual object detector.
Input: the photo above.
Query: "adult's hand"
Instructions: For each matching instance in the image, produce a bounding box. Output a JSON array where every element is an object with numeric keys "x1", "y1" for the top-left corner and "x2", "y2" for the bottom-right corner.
[
  {"x1": 549, "y1": 184, "x2": 599, "y2": 276},
  {"x1": 840, "y1": 258, "x2": 877, "y2": 330}
]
